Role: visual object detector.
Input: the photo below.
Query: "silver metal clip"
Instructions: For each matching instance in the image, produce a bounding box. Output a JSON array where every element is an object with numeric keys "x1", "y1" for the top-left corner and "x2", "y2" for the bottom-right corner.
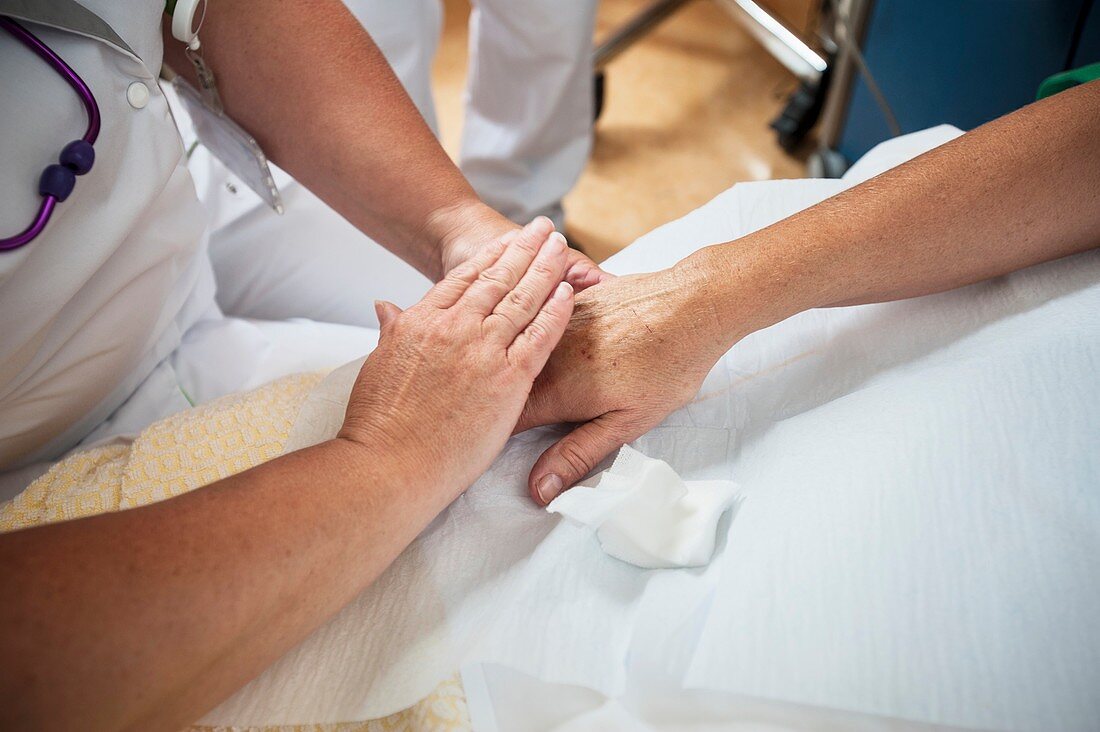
[{"x1": 184, "y1": 44, "x2": 224, "y2": 113}]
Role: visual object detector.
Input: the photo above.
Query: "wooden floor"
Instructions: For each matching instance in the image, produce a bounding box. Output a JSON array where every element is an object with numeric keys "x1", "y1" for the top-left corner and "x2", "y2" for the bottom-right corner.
[{"x1": 433, "y1": 0, "x2": 815, "y2": 262}]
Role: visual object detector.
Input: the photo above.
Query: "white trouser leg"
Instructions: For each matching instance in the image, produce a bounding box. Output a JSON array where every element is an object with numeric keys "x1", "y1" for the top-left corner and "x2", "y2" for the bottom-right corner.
[{"x1": 460, "y1": 0, "x2": 599, "y2": 227}]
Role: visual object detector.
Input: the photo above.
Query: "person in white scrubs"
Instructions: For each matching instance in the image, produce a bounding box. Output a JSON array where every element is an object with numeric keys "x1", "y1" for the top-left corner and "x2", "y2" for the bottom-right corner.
[
  {"x1": 341, "y1": 0, "x2": 600, "y2": 229},
  {"x1": 2, "y1": 2, "x2": 1095, "y2": 728},
  {"x1": 0, "y1": 0, "x2": 608, "y2": 476},
  {"x1": 0, "y1": 1, "x2": 601, "y2": 727}
]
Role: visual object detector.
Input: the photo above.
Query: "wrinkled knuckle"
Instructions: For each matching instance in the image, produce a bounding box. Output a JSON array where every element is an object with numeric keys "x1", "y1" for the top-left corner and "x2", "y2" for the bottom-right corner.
[
  {"x1": 524, "y1": 320, "x2": 551, "y2": 346},
  {"x1": 485, "y1": 311, "x2": 520, "y2": 335},
  {"x1": 512, "y1": 232, "x2": 542, "y2": 251},
  {"x1": 556, "y1": 440, "x2": 594, "y2": 477},
  {"x1": 532, "y1": 259, "x2": 558, "y2": 278},
  {"x1": 479, "y1": 266, "x2": 512, "y2": 287},
  {"x1": 447, "y1": 261, "x2": 479, "y2": 282},
  {"x1": 505, "y1": 287, "x2": 537, "y2": 313}
]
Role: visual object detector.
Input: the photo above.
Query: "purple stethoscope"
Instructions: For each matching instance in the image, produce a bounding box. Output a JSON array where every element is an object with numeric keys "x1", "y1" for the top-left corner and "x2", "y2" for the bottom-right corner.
[{"x1": 0, "y1": 16, "x2": 100, "y2": 251}]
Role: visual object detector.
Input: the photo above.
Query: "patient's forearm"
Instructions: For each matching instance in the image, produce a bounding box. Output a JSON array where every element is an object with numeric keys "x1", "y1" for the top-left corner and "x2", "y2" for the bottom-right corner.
[
  {"x1": 519, "y1": 81, "x2": 1100, "y2": 499},
  {"x1": 688, "y1": 80, "x2": 1100, "y2": 346},
  {"x1": 164, "y1": 0, "x2": 500, "y2": 280},
  {"x1": 0, "y1": 439, "x2": 444, "y2": 731}
]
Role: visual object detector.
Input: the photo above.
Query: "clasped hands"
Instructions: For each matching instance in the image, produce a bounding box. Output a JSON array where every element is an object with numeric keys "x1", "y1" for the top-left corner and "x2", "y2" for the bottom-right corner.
[{"x1": 342, "y1": 216, "x2": 726, "y2": 512}]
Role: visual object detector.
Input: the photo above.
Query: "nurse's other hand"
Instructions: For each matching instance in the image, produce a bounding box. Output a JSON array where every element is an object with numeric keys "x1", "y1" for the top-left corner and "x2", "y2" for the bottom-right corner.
[
  {"x1": 516, "y1": 268, "x2": 728, "y2": 505},
  {"x1": 434, "y1": 202, "x2": 611, "y2": 292},
  {"x1": 339, "y1": 217, "x2": 575, "y2": 504}
]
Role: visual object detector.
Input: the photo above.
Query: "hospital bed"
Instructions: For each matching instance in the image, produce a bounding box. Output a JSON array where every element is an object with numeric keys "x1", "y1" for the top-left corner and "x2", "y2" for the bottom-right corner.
[
  {"x1": 6, "y1": 125, "x2": 1095, "y2": 731},
  {"x1": 190, "y1": 125, "x2": 1098, "y2": 731}
]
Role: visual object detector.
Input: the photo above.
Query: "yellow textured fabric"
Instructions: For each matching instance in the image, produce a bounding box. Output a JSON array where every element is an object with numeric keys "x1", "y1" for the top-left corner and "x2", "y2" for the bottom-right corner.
[{"x1": 0, "y1": 373, "x2": 471, "y2": 732}]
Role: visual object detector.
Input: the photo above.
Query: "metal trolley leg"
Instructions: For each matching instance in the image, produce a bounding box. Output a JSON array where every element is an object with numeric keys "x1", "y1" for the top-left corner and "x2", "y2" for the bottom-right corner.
[
  {"x1": 592, "y1": 0, "x2": 829, "y2": 136},
  {"x1": 594, "y1": 0, "x2": 695, "y2": 70},
  {"x1": 713, "y1": 0, "x2": 826, "y2": 84}
]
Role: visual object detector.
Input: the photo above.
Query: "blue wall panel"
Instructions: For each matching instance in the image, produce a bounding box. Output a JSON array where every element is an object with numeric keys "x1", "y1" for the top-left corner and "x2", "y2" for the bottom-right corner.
[
  {"x1": 838, "y1": 0, "x2": 1087, "y2": 162},
  {"x1": 1071, "y1": 2, "x2": 1100, "y2": 67}
]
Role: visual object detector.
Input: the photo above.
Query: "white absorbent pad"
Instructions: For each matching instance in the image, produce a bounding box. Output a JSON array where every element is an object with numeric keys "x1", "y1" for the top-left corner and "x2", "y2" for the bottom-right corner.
[
  {"x1": 547, "y1": 445, "x2": 740, "y2": 569},
  {"x1": 200, "y1": 126, "x2": 1100, "y2": 732}
]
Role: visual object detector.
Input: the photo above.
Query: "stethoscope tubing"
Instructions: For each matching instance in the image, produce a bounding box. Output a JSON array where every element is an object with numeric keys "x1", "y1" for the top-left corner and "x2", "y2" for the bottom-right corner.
[{"x1": 0, "y1": 16, "x2": 101, "y2": 251}]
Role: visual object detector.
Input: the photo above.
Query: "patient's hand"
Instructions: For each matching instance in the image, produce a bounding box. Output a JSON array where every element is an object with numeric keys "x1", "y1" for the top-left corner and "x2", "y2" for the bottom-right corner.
[
  {"x1": 517, "y1": 268, "x2": 729, "y2": 505},
  {"x1": 340, "y1": 218, "x2": 575, "y2": 505}
]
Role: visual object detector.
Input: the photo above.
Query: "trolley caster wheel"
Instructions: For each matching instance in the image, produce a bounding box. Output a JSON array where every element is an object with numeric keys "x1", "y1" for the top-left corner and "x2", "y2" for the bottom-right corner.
[{"x1": 769, "y1": 60, "x2": 833, "y2": 153}]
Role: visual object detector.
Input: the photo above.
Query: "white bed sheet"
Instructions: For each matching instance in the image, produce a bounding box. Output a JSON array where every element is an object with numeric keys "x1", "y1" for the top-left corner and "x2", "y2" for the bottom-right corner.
[
  {"x1": 202, "y1": 126, "x2": 1100, "y2": 732},
  {"x1": 465, "y1": 126, "x2": 1100, "y2": 732}
]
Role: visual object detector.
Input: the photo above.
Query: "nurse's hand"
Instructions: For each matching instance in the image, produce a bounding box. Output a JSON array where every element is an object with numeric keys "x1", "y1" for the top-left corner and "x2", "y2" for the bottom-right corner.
[
  {"x1": 433, "y1": 202, "x2": 611, "y2": 292},
  {"x1": 515, "y1": 266, "x2": 732, "y2": 505},
  {"x1": 340, "y1": 217, "x2": 576, "y2": 504}
]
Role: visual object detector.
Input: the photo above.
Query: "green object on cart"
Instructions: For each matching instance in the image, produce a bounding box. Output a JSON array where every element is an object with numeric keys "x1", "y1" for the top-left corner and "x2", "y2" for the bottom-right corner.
[{"x1": 1036, "y1": 62, "x2": 1100, "y2": 100}]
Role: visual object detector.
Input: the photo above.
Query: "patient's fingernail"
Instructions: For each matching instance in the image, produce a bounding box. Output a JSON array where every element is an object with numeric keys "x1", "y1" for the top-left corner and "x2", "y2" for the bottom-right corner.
[
  {"x1": 554, "y1": 281, "x2": 573, "y2": 300},
  {"x1": 536, "y1": 474, "x2": 563, "y2": 504}
]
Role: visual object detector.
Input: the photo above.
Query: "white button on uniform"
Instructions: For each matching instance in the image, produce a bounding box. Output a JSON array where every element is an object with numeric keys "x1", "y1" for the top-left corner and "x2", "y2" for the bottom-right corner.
[{"x1": 126, "y1": 81, "x2": 150, "y2": 109}]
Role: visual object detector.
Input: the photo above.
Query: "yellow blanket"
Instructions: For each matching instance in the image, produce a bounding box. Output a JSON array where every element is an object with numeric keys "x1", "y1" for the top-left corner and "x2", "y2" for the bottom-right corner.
[{"x1": 0, "y1": 374, "x2": 471, "y2": 732}]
